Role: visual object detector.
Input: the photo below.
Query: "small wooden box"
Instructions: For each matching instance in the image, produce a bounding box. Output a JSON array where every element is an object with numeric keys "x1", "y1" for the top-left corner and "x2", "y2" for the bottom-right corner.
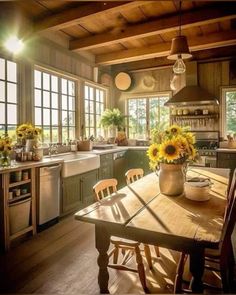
[{"x1": 77, "y1": 140, "x2": 93, "y2": 151}]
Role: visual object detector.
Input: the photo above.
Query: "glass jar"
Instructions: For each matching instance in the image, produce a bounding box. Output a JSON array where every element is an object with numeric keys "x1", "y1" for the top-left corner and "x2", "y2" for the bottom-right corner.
[{"x1": 0, "y1": 151, "x2": 11, "y2": 167}]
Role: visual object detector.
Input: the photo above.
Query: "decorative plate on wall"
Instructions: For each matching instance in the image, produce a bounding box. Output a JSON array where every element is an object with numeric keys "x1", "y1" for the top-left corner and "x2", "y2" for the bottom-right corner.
[{"x1": 114, "y1": 72, "x2": 132, "y2": 91}]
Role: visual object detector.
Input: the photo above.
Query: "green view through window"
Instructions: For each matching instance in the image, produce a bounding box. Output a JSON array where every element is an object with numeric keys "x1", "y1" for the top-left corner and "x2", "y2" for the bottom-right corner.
[
  {"x1": 127, "y1": 95, "x2": 170, "y2": 139},
  {"x1": 0, "y1": 57, "x2": 18, "y2": 139},
  {"x1": 34, "y1": 69, "x2": 76, "y2": 143}
]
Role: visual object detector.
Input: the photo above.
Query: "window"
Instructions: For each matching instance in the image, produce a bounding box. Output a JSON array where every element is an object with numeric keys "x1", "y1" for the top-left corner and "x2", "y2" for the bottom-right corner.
[
  {"x1": 0, "y1": 57, "x2": 18, "y2": 138},
  {"x1": 127, "y1": 95, "x2": 170, "y2": 139},
  {"x1": 84, "y1": 83, "x2": 105, "y2": 138},
  {"x1": 221, "y1": 88, "x2": 236, "y2": 138},
  {"x1": 34, "y1": 69, "x2": 76, "y2": 143}
]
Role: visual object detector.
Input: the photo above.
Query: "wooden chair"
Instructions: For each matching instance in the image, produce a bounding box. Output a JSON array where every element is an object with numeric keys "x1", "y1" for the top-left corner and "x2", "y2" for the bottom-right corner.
[
  {"x1": 93, "y1": 178, "x2": 150, "y2": 292},
  {"x1": 174, "y1": 169, "x2": 236, "y2": 294},
  {"x1": 125, "y1": 168, "x2": 160, "y2": 262},
  {"x1": 125, "y1": 168, "x2": 144, "y2": 185}
]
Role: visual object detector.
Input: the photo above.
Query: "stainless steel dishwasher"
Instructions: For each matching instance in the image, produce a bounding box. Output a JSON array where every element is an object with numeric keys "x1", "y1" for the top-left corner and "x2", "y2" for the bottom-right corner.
[{"x1": 38, "y1": 164, "x2": 61, "y2": 229}]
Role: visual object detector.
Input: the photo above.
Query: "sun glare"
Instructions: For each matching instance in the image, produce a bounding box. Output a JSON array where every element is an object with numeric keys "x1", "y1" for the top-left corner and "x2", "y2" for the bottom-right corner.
[{"x1": 4, "y1": 36, "x2": 24, "y2": 54}]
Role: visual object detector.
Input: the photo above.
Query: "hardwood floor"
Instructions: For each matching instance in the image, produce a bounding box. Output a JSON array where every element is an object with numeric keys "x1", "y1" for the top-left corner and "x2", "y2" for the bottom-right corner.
[{"x1": 0, "y1": 214, "x2": 231, "y2": 294}]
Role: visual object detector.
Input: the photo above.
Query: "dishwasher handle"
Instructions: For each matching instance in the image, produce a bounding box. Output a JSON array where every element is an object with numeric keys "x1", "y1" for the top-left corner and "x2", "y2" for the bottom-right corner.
[
  {"x1": 40, "y1": 164, "x2": 61, "y2": 176},
  {"x1": 113, "y1": 151, "x2": 126, "y2": 160}
]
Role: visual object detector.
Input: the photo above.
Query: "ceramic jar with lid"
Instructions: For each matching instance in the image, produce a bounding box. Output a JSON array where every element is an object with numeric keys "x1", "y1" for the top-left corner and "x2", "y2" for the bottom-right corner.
[{"x1": 177, "y1": 109, "x2": 182, "y2": 116}]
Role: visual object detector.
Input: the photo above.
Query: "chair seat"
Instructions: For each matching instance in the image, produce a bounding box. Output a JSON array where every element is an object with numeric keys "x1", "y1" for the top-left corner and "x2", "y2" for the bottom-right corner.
[{"x1": 110, "y1": 236, "x2": 140, "y2": 247}]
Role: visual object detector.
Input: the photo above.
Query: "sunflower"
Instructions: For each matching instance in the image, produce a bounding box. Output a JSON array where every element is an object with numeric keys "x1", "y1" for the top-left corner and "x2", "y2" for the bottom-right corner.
[
  {"x1": 188, "y1": 144, "x2": 197, "y2": 160},
  {"x1": 184, "y1": 132, "x2": 196, "y2": 145},
  {"x1": 169, "y1": 125, "x2": 182, "y2": 134},
  {"x1": 147, "y1": 143, "x2": 160, "y2": 162},
  {"x1": 159, "y1": 139, "x2": 180, "y2": 162}
]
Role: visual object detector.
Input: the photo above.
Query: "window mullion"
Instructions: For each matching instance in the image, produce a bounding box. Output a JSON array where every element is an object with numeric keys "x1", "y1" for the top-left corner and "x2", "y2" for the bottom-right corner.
[
  {"x1": 146, "y1": 98, "x2": 149, "y2": 139},
  {"x1": 58, "y1": 78, "x2": 62, "y2": 143}
]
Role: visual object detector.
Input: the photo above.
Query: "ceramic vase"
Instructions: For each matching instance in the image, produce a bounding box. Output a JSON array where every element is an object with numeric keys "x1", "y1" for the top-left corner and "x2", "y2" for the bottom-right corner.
[
  {"x1": 25, "y1": 139, "x2": 38, "y2": 152},
  {"x1": 158, "y1": 163, "x2": 185, "y2": 196}
]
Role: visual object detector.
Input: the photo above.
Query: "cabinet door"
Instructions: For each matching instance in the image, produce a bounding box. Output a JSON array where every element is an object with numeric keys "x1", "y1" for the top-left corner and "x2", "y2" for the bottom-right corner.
[
  {"x1": 80, "y1": 169, "x2": 99, "y2": 206},
  {"x1": 217, "y1": 153, "x2": 231, "y2": 168},
  {"x1": 126, "y1": 150, "x2": 151, "y2": 175},
  {"x1": 62, "y1": 174, "x2": 81, "y2": 214},
  {"x1": 99, "y1": 154, "x2": 113, "y2": 179}
]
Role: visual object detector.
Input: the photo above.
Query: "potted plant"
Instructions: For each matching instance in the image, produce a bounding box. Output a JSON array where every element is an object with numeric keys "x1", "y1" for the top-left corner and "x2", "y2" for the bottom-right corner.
[{"x1": 100, "y1": 108, "x2": 125, "y2": 142}]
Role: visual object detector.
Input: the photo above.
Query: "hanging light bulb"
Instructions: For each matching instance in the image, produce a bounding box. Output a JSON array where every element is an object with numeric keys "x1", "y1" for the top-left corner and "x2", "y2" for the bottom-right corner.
[
  {"x1": 167, "y1": 1, "x2": 192, "y2": 75},
  {"x1": 173, "y1": 56, "x2": 186, "y2": 74}
]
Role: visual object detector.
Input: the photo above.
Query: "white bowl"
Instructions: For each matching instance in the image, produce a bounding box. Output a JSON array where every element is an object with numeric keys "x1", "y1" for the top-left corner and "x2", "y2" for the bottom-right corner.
[{"x1": 184, "y1": 179, "x2": 211, "y2": 201}]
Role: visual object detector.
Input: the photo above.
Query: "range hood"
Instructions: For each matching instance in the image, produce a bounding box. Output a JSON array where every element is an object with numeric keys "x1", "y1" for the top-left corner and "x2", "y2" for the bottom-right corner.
[{"x1": 165, "y1": 62, "x2": 219, "y2": 106}]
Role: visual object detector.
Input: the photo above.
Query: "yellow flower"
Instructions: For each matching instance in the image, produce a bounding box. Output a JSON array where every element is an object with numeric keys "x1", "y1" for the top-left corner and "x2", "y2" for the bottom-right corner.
[
  {"x1": 184, "y1": 132, "x2": 196, "y2": 145},
  {"x1": 169, "y1": 125, "x2": 182, "y2": 134},
  {"x1": 147, "y1": 143, "x2": 159, "y2": 162},
  {"x1": 159, "y1": 139, "x2": 181, "y2": 162},
  {"x1": 188, "y1": 144, "x2": 197, "y2": 160}
]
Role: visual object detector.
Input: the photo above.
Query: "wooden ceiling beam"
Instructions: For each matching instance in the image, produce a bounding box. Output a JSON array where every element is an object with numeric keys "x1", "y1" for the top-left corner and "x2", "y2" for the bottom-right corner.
[
  {"x1": 96, "y1": 30, "x2": 236, "y2": 65},
  {"x1": 111, "y1": 45, "x2": 236, "y2": 72},
  {"x1": 34, "y1": 1, "x2": 154, "y2": 32},
  {"x1": 70, "y1": 5, "x2": 236, "y2": 51}
]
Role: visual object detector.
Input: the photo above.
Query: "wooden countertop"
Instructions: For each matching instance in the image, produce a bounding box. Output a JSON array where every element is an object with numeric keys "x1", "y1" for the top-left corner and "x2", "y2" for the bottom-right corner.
[{"x1": 0, "y1": 157, "x2": 63, "y2": 173}]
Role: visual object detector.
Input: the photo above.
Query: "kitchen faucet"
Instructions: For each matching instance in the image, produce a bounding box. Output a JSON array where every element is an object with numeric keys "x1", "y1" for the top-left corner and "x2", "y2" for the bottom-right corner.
[{"x1": 48, "y1": 143, "x2": 58, "y2": 157}]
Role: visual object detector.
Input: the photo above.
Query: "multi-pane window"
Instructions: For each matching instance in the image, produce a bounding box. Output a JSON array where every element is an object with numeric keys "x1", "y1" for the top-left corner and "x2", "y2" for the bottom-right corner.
[
  {"x1": 84, "y1": 84, "x2": 105, "y2": 138},
  {"x1": 34, "y1": 69, "x2": 76, "y2": 143},
  {"x1": 0, "y1": 58, "x2": 18, "y2": 138},
  {"x1": 222, "y1": 88, "x2": 236, "y2": 137},
  {"x1": 127, "y1": 95, "x2": 170, "y2": 139}
]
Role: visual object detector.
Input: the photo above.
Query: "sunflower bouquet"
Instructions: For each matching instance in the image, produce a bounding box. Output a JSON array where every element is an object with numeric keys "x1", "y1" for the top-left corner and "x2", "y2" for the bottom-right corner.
[
  {"x1": 16, "y1": 123, "x2": 41, "y2": 141},
  {"x1": 0, "y1": 134, "x2": 13, "y2": 167},
  {"x1": 147, "y1": 125, "x2": 198, "y2": 170},
  {"x1": 0, "y1": 135, "x2": 13, "y2": 153}
]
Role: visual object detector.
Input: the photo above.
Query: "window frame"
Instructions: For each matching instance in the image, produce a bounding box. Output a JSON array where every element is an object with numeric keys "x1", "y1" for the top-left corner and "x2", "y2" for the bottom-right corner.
[
  {"x1": 221, "y1": 86, "x2": 236, "y2": 139},
  {"x1": 34, "y1": 66, "x2": 77, "y2": 143},
  {"x1": 83, "y1": 82, "x2": 107, "y2": 138},
  {"x1": 0, "y1": 56, "x2": 19, "y2": 138},
  {"x1": 126, "y1": 92, "x2": 171, "y2": 139}
]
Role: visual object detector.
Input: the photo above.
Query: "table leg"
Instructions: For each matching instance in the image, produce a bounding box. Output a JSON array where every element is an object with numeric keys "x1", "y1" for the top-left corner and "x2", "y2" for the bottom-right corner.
[
  {"x1": 189, "y1": 248, "x2": 205, "y2": 293},
  {"x1": 95, "y1": 225, "x2": 110, "y2": 294}
]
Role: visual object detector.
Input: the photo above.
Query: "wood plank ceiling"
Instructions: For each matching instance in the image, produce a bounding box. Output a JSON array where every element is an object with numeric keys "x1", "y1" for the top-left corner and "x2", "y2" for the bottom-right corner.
[{"x1": 4, "y1": 1, "x2": 236, "y2": 71}]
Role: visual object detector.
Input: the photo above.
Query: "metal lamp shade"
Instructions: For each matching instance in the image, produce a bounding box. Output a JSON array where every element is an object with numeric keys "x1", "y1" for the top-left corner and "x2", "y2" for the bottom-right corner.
[{"x1": 167, "y1": 35, "x2": 192, "y2": 60}]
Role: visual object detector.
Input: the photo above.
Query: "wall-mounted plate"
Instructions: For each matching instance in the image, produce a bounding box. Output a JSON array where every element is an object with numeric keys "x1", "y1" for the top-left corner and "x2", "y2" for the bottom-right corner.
[{"x1": 114, "y1": 72, "x2": 132, "y2": 91}]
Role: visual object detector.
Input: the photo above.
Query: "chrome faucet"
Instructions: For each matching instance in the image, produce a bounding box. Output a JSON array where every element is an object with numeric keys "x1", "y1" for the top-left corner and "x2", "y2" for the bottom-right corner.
[{"x1": 48, "y1": 144, "x2": 58, "y2": 157}]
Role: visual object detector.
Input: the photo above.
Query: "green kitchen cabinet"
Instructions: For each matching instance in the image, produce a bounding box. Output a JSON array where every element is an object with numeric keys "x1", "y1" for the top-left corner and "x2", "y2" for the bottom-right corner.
[
  {"x1": 61, "y1": 169, "x2": 99, "y2": 215},
  {"x1": 99, "y1": 153, "x2": 114, "y2": 180},
  {"x1": 80, "y1": 169, "x2": 99, "y2": 206},
  {"x1": 62, "y1": 174, "x2": 82, "y2": 215},
  {"x1": 217, "y1": 151, "x2": 236, "y2": 181},
  {"x1": 126, "y1": 149, "x2": 151, "y2": 175}
]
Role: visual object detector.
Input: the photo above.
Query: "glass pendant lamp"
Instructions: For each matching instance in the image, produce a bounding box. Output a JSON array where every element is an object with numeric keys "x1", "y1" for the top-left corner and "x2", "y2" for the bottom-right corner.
[{"x1": 167, "y1": 1, "x2": 192, "y2": 74}]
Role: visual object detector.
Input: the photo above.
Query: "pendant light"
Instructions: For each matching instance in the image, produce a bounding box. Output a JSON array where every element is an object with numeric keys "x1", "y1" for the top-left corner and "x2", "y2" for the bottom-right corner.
[{"x1": 167, "y1": 1, "x2": 192, "y2": 74}]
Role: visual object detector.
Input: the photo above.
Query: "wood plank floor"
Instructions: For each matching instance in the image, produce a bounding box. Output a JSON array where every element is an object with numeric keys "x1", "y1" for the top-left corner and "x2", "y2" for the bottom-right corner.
[{"x1": 0, "y1": 214, "x2": 232, "y2": 294}]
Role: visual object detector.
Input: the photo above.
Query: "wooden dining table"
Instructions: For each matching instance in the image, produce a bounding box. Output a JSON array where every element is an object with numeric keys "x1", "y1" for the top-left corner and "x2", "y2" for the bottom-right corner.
[{"x1": 75, "y1": 168, "x2": 229, "y2": 293}]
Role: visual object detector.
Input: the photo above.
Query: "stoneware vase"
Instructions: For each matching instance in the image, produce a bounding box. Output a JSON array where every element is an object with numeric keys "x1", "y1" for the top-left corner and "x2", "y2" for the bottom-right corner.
[
  {"x1": 25, "y1": 139, "x2": 38, "y2": 152},
  {"x1": 158, "y1": 163, "x2": 185, "y2": 196}
]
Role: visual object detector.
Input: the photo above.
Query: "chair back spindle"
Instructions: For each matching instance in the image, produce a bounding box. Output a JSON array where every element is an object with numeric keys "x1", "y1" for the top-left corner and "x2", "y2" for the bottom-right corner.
[{"x1": 93, "y1": 178, "x2": 118, "y2": 201}]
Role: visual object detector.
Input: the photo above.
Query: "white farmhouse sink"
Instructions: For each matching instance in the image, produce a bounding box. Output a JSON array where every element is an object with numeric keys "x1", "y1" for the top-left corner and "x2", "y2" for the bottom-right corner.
[{"x1": 51, "y1": 153, "x2": 100, "y2": 178}]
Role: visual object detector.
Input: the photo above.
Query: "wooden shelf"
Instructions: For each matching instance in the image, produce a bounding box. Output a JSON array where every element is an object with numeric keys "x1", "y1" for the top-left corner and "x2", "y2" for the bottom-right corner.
[
  {"x1": 9, "y1": 225, "x2": 34, "y2": 240},
  {"x1": 9, "y1": 179, "x2": 31, "y2": 188},
  {"x1": 170, "y1": 114, "x2": 219, "y2": 119},
  {"x1": 8, "y1": 193, "x2": 31, "y2": 204}
]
